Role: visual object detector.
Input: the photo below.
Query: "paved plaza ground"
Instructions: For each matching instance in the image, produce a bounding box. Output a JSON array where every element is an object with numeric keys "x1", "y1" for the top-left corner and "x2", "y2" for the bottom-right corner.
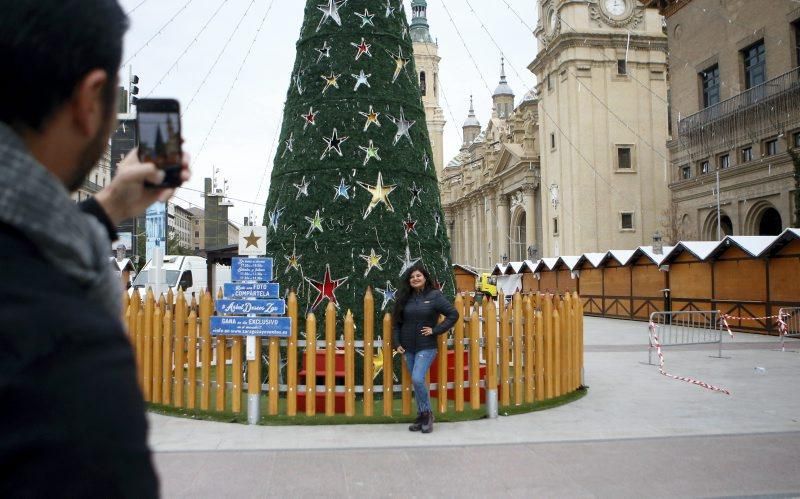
[{"x1": 149, "y1": 316, "x2": 800, "y2": 498}]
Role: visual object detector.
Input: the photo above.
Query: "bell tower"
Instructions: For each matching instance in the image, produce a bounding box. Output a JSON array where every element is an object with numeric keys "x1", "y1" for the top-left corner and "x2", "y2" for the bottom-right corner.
[{"x1": 411, "y1": 0, "x2": 446, "y2": 179}]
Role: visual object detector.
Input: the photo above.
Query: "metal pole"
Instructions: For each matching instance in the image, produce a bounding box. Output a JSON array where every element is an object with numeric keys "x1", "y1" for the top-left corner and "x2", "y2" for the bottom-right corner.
[
  {"x1": 716, "y1": 169, "x2": 721, "y2": 240},
  {"x1": 247, "y1": 253, "x2": 260, "y2": 425}
]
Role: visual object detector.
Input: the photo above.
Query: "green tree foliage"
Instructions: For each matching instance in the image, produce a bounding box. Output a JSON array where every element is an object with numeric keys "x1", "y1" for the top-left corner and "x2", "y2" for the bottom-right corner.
[{"x1": 264, "y1": 0, "x2": 454, "y2": 325}]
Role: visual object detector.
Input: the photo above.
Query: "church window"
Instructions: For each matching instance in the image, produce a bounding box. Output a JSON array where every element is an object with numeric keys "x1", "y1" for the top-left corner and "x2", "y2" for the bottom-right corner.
[
  {"x1": 617, "y1": 59, "x2": 627, "y2": 75},
  {"x1": 553, "y1": 217, "x2": 559, "y2": 236},
  {"x1": 616, "y1": 147, "x2": 633, "y2": 169},
  {"x1": 419, "y1": 71, "x2": 427, "y2": 96},
  {"x1": 620, "y1": 212, "x2": 635, "y2": 231},
  {"x1": 547, "y1": 73, "x2": 553, "y2": 91},
  {"x1": 434, "y1": 72, "x2": 438, "y2": 97},
  {"x1": 550, "y1": 132, "x2": 556, "y2": 150}
]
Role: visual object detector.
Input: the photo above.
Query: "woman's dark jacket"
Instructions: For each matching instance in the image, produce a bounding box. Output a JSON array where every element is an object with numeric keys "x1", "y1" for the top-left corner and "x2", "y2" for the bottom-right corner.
[{"x1": 393, "y1": 289, "x2": 459, "y2": 353}]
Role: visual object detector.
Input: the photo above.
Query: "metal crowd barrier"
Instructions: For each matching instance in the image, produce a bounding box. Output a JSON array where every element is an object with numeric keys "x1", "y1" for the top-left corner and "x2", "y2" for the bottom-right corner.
[
  {"x1": 648, "y1": 310, "x2": 725, "y2": 364},
  {"x1": 779, "y1": 307, "x2": 800, "y2": 352}
]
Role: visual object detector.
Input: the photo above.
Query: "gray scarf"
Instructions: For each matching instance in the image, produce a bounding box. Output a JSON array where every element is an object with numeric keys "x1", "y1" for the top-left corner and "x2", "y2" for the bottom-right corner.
[{"x1": 0, "y1": 122, "x2": 121, "y2": 318}]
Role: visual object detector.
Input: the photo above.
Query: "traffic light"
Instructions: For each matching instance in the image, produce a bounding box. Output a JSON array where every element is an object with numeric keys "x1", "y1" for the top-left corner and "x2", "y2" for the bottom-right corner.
[{"x1": 130, "y1": 75, "x2": 140, "y2": 106}]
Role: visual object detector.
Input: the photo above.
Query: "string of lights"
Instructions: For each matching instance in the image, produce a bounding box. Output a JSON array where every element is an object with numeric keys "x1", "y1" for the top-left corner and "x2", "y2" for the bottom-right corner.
[
  {"x1": 122, "y1": 0, "x2": 196, "y2": 67},
  {"x1": 144, "y1": 0, "x2": 233, "y2": 98},
  {"x1": 438, "y1": 0, "x2": 591, "y2": 239},
  {"x1": 457, "y1": 0, "x2": 675, "y2": 235},
  {"x1": 181, "y1": 0, "x2": 258, "y2": 116},
  {"x1": 193, "y1": 0, "x2": 277, "y2": 171},
  {"x1": 499, "y1": 0, "x2": 670, "y2": 106},
  {"x1": 125, "y1": 0, "x2": 150, "y2": 16}
]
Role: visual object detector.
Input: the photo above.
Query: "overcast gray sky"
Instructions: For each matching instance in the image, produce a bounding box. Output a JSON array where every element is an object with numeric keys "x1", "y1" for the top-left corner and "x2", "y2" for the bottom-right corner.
[{"x1": 118, "y1": 0, "x2": 539, "y2": 225}]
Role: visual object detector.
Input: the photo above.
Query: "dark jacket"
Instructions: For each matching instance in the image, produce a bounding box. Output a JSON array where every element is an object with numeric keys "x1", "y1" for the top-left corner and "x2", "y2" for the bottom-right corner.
[
  {"x1": 393, "y1": 289, "x2": 459, "y2": 353},
  {"x1": 0, "y1": 222, "x2": 158, "y2": 498}
]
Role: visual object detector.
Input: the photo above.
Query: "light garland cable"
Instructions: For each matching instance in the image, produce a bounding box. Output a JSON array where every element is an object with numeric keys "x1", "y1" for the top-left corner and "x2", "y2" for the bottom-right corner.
[
  {"x1": 252, "y1": 122, "x2": 282, "y2": 224},
  {"x1": 438, "y1": 0, "x2": 591, "y2": 239},
  {"x1": 126, "y1": 0, "x2": 150, "y2": 15},
  {"x1": 145, "y1": 0, "x2": 233, "y2": 98},
  {"x1": 499, "y1": 0, "x2": 669, "y2": 107},
  {"x1": 123, "y1": 0, "x2": 196, "y2": 66},
  {"x1": 181, "y1": 0, "x2": 258, "y2": 116},
  {"x1": 193, "y1": 0, "x2": 277, "y2": 170},
  {"x1": 465, "y1": 0, "x2": 669, "y2": 165},
  {"x1": 461, "y1": 0, "x2": 671, "y2": 223}
]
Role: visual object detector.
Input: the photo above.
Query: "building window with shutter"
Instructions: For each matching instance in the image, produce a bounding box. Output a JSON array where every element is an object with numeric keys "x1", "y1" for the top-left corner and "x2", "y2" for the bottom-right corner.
[
  {"x1": 699, "y1": 159, "x2": 710, "y2": 175},
  {"x1": 741, "y1": 146, "x2": 753, "y2": 163},
  {"x1": 681, "y1": 165, "x2": 691, "y2": 180}
]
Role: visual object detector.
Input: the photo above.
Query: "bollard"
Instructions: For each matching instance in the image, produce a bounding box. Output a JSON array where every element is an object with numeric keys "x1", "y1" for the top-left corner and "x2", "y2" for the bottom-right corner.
[{"x1": 485, "y1": 388, "x2": 498, "y2": 419}]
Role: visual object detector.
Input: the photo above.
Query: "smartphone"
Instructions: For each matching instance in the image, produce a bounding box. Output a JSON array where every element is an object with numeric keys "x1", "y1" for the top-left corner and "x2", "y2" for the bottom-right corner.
[{"x1": 135, "y1": 98, "x2": 183, "y2": 188}]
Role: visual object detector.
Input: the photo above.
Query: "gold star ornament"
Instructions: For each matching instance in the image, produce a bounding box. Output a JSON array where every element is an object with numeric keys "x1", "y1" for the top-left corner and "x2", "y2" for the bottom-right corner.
[
  {"x1": 244, "y1": 230, "x2": 261, "y2": 248},
  {"x1": 357, "y1": 172, "x2": 396, "y2": 219}
]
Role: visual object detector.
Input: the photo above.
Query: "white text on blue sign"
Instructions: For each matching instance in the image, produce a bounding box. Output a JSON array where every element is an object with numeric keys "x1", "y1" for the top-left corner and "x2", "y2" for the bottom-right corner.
[
  {"x1": 224, "y1": 282, "x2": 280, "y2": 299},
  {"x1": 232, "y1": 257, "x2": 273, "y2": 282},
  {"x1": 215, "y1": 299, "x2": 286, "y2": 315},
  {"x1": 210, "y1": 316, "x2": 292, "y2": 337}
]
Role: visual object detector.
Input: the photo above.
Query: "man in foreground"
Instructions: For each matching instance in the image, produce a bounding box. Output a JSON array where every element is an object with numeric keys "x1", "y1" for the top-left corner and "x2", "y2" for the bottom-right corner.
[{"x1": 0, "y1": 1, "x2": 188, "y2": 496}]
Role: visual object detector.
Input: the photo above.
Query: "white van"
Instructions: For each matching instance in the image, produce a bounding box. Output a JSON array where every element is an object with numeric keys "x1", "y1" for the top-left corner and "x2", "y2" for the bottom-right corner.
[{"x1": 131, "y1": 255, "x2": 208, "y2": 301}]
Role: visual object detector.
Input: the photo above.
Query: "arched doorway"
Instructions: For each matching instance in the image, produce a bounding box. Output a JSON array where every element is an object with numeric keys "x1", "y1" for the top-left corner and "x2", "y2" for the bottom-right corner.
[
  {"x1": 511, "y1": 209, "x2": 526, "y2": 261},
  {"x1": 758, "y1": 208, "x2": 782, "y2": 235},
  {"x1": 702, "y1": 210, "x2": 733, "y2": 240}
]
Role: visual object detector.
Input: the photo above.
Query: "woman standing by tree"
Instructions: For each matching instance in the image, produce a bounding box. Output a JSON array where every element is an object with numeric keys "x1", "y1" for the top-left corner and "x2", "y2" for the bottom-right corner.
[{"x1": 393, "y1": 264, "x2": 459, "y2": 433}]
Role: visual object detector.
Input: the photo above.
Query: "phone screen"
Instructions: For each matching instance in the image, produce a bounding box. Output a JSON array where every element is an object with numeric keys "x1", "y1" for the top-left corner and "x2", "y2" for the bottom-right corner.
[{"x1": 136, "y1": 101, "x2": 183, "y2": 188}]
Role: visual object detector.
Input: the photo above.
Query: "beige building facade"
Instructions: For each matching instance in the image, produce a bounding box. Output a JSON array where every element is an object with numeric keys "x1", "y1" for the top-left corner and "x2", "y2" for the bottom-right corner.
[
  {"x1": 530, "y1": 0, "x2": 670, "y2": 256},
  {"x1": 440, "y1": 68, "x2": 542, "y2": 271},
  {"x1": 410, "y1": 0, "x2": 446, "y2": 179},
  {"x1": 71, "y1": 144, "x2": 111, "y2": 203},
  {"x1": 653, "y1": 0, "x2": 800, "y2": 240}
]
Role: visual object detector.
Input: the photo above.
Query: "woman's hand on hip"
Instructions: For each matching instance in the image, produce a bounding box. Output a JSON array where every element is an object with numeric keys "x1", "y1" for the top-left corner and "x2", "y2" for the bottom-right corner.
[{"x1": 420, "y1": 327, "x2": 433, "y2": 336}]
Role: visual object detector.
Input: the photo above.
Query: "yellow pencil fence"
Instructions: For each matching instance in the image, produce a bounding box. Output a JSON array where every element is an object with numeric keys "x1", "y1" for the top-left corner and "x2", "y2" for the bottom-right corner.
[{"x1": 125, "y1": 288, "x2": 584, "y2": 418}]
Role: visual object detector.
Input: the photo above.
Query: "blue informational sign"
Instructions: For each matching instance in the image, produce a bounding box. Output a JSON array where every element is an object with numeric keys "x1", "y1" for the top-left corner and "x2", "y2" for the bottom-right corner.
[
  {"x1": 210, "y1": 316, "x2": 292, "y2": 337},
  {"x1": 145, "y1": 202, "x2": 167, "y2": 263},
  {"x1": 215, "y1": 299, "x2": 286, "y2": 316},
  {"x1": 223, "y1": 282, "x2": 280, "y2": 299},
  {"x1": 231, "y1": 257, "x2": 273, "y2": 282}
]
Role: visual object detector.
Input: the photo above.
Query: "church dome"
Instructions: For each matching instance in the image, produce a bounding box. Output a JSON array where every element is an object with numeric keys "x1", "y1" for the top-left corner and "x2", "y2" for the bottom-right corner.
[
  {"x1": 463, "y1": 95, "x2": 481, "y2": 128},
  {"x1": 493, "y1": 58, "x2": 514, "y2": 97}
]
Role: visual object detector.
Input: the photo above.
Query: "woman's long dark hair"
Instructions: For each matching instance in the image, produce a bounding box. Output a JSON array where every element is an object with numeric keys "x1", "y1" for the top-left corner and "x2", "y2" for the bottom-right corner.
[{"x1": 392, "y1": 263, "x2": 435, "y2": 326}]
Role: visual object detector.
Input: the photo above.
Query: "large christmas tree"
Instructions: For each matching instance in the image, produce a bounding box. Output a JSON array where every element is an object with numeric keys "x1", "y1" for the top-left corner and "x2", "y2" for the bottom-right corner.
[{"x1": 264, "y1": 0, "x2": 455, "y2": 323}]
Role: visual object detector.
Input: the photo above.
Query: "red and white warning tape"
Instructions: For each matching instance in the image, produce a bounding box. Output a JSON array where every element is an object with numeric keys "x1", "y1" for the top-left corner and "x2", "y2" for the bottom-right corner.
[
  {"x1": 648, "y1": 320, "x2": 733, "y2": 395},
  {"x1": 720, "y1": 311, "x2": 792, "y2": 336}
]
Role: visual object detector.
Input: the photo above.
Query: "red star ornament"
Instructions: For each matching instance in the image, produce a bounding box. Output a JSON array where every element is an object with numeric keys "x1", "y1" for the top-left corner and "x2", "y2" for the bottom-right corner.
[
  {"x1": 305, "y1": 264, "x2": 349, "y2": 310},
  {"x1": 403, "y1": 214, "x2": 418, "y2": 239},
  {"x1": 351, "y1": 37, "x2": 372, "y2": 61}
]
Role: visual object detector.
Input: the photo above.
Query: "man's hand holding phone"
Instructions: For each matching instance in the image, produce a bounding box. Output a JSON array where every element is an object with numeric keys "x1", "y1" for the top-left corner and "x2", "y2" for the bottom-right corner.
[{"x1": 95, "y1": 148, "x2": 191, "y2": 225}]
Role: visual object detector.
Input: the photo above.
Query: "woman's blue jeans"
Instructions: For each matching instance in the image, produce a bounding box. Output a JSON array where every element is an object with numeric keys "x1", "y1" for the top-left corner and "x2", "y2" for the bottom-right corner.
[{"x1": 403, "y1": 348, "x2": 438, "y2": 413}]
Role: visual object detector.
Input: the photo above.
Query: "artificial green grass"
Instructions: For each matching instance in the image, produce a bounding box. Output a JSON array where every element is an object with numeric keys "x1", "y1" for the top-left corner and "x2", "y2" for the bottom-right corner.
[{"x1": 147, "y1": 386, "x2": 588, "y2": 426}]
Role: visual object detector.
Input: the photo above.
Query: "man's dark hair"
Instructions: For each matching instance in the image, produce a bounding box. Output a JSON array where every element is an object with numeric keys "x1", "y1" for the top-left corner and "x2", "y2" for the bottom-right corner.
[{"x1": 0, "y1": 0, "x2": 128, "y2": 131}]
